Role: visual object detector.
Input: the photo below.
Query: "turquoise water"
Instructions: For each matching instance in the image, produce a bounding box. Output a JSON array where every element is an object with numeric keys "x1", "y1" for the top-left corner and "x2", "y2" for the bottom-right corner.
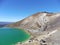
[{"x1": 0, "y1": 28, "x2": 30, "y2": 45}]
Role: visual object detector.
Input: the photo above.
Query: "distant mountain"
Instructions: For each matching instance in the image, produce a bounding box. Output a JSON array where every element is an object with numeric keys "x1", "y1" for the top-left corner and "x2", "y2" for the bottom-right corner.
[{"x1": 0, "y1": 22, "x2": 13, "y2": 27}]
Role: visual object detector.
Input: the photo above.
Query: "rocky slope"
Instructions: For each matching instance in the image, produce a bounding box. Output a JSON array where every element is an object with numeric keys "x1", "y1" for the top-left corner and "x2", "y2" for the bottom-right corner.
[{"x1": 6, "y1": 12, "x2": 60, "y2": 45}]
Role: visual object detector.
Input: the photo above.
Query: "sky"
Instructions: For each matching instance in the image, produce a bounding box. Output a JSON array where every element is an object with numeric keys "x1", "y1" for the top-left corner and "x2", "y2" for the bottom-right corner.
[{"x1": 0, "y1": 0, "x2": 60, "y2": 22}]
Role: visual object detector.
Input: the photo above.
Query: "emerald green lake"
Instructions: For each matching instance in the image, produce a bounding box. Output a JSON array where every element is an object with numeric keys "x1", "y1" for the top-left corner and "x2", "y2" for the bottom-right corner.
[{"x1": 0, "y1": 28, "x2": 30, "y2": 45}]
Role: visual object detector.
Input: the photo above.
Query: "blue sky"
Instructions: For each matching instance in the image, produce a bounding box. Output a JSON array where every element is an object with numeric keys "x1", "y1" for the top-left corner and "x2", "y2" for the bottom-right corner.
[{"x1": 0, "y1": 0, "x2": 60, "y2": 22}]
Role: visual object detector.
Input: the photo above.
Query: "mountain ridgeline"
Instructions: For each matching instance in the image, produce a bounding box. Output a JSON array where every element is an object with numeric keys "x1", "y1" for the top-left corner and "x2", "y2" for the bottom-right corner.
[
  {"x1": 5, "y1": 12, "x2": 60, "y2": 36},
  {"x1": 3, "y1": 12, "x2": 60, "y2": 45}
]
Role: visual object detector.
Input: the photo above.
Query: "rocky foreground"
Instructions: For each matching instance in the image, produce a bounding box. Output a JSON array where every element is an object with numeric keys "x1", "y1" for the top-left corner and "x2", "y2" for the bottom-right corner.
[{"x1": 6, "y1": 12, "x2": 60, "y2": 45}]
